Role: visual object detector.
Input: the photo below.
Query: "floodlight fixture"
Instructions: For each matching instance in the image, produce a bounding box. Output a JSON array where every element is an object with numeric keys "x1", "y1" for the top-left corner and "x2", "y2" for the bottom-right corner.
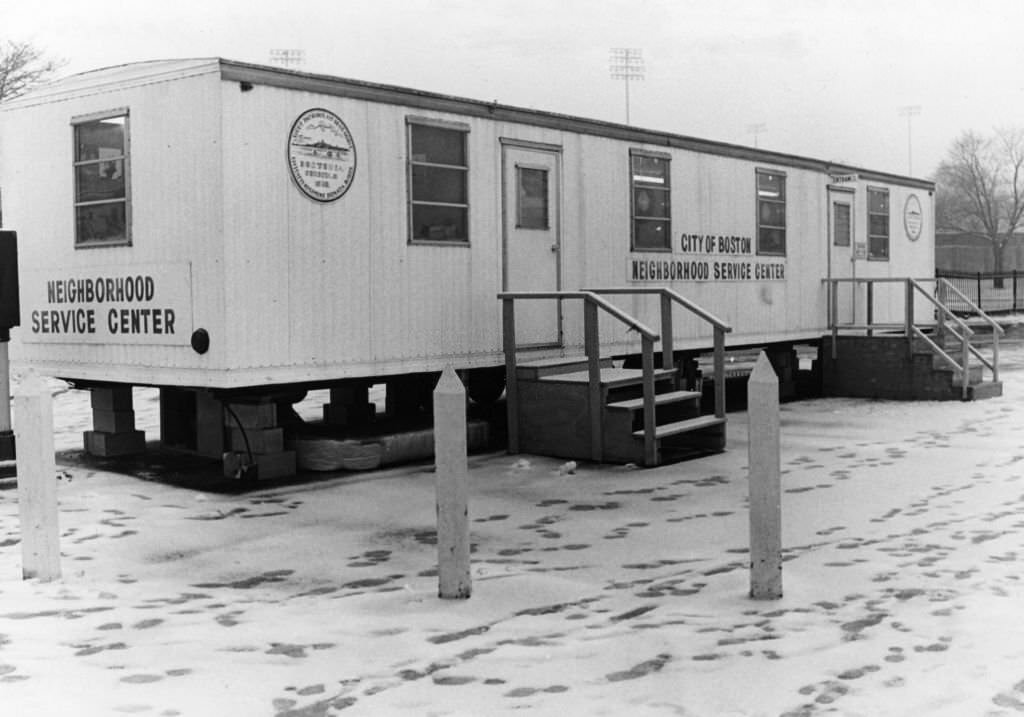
[{"x1": 609, "y1": 48, "x2": 645, "y2": 125}]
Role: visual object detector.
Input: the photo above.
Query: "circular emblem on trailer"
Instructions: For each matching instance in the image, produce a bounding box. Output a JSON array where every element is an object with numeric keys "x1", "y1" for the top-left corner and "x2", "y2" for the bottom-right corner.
[
  {"x1": 287, "y1": 108, "x2": 356, "y2": 202},
  {"x1": 904, "y1": 193, "x2": 923, "y2": 241}
]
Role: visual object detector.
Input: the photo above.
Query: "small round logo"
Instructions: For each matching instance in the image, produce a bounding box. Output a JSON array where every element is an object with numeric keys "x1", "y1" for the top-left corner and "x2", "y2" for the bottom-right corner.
[
  {"x1": 904, "y1": 193, "x2": 923, "y2": 241},
  {"x1": 287, "y1": 109, "x2": 356, "y2": 202}
]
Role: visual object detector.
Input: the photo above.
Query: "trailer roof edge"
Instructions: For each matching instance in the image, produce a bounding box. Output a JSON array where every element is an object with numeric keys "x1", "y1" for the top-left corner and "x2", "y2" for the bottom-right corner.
[{"x1": 218, "y1": 58, "x2": 933, "y2": 191}]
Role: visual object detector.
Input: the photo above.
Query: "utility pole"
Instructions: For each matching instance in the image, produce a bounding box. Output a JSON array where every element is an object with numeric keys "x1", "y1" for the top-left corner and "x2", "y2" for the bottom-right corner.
[
  {"x1": 747, "y1": 123, "x2": 766, "y2": 148},
  {"x1": 899, "y1": 105, "x2": 921, "y2": 175},
  {"x1": 609, "y1": 48, "x2": 644, "y2": 125}
]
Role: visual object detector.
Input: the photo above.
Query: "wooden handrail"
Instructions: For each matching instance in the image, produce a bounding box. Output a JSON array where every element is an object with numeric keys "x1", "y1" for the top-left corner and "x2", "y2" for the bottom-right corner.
[
  {"x1": 824, "y1": 276, "x2": 1002, "y2": 396},
  {"x1": 935, "y1": 278, "x2": 1002, "y2": 382},
  {"x1": 582, "y1": 287, "x2": 732, "y2": 332},
  {"x1": 498, "y1": 290, "x2": 660, "y2": 464},
  {"x1": 497, "y1": 291, "x2": 658, "y2": 340},
  {"x1": 583, "y1": 286, "x2": 733, "y2": 419},
  {"x1": 907, "y1": 279, "x2": 974, "y2": 338}
]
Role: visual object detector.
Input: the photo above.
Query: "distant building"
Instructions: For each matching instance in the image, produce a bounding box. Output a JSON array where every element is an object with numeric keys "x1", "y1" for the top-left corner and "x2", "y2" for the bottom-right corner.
[{"x1": 936, "y1": 231, "x2": 1024, "y2": 274}]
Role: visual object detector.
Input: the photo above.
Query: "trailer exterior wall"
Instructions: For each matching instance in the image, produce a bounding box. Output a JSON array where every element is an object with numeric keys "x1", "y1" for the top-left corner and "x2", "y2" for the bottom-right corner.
[
  {"x1": 0, "y1": 59, "x2": 936, "y2": 390},
  {"x1": 218, "y1": 83, "x2": 512, "y2": 384},
  {"x1": 1, "y1": 61, "x2": 230, "y2": 386}
]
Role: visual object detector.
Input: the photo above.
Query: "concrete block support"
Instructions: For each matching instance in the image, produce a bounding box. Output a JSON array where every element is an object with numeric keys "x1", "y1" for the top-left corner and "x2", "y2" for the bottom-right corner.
[
  {"x1": 223, "y1": 400, "x2": 296, "y2": 481},
  {"x1": 84, "y1": 430, "x2": 146, "y2": 456},
  {"x1": 323, "y1": 383, "x2": 375, "y2": 427},
  {"x1": 195, "y1": 391, "x2": 226, "y2": 459},
  {"x1": 85, "y1": 386, "x2": 145, "y2": 457}
]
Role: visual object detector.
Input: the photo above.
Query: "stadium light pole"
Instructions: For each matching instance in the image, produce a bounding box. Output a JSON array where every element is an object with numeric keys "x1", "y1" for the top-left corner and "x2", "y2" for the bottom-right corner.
[
  {"x1": 747, "y1": 123, "x2": 766, "y2": 148},
  {"x1": 899, "y1": 105, "x2": 921, "y2": 175},
  {"x1": 609, "y1": 48, "x2": 644, "y2": 125}
]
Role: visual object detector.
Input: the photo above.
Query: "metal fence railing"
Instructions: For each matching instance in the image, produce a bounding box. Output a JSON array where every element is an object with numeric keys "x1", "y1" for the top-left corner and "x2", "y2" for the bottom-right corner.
[{"x1": 935, "y1": 270, "x2": 1024, "y2": 314}]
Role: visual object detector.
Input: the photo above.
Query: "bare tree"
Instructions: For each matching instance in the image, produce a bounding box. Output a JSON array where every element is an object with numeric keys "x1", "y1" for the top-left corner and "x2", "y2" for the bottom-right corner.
[
  {"x1": 934, "y1": 128, "x2": 1024, "y2": 275},
  {"x1": 0, "y1": 40, "x2": 65, "y2": 102}
]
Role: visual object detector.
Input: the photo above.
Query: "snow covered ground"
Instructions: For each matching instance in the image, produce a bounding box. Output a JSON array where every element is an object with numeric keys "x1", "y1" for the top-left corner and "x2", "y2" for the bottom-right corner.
[{"x1": 2, "y1": 346, "x2": 1024, "y2": 716}]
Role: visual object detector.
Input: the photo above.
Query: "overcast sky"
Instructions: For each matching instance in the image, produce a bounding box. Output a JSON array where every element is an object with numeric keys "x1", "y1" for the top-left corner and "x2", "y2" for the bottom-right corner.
[{"x1": 6, "y1": 0, "x2": 1024, "y2": 178}]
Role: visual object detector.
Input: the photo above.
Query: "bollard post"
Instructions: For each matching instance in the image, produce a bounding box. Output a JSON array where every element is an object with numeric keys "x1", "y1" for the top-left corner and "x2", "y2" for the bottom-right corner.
[
  {"x1": 747, "y1": 352, "x2": 781, "y2": 600},
  {"x1": 14, "y1": 371, "x2": 61, "y2": 581},
  {"x1": 433, "y1": 365, "x2": 471, "y2": 599}
]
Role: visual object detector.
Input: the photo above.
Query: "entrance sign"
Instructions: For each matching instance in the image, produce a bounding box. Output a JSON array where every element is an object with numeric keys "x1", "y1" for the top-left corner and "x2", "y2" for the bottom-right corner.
[
  {"x1": 829, "y1": 173, "x2": 859, "y2": 186},
  {"x1": 287, "y1": 108, "x2": 357, "y2": 202}
]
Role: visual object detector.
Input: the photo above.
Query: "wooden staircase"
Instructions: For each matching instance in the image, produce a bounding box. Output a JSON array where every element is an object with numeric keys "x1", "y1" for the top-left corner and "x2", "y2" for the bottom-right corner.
[{"x1": 499, "y1": 289, "x2": 731, "y2": 467}]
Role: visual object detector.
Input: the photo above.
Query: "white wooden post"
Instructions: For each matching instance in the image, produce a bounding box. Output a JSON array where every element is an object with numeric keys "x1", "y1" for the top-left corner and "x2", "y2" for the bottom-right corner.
[
  {"x1": 14, "y1": 372, "x2": 61, "y2": 581},
  {"x1": 433, "y1": 365, "x2": 471, "y2": 599},
  {"x1": 747, "y1": 352, "x2": 781, "y2": 599}
]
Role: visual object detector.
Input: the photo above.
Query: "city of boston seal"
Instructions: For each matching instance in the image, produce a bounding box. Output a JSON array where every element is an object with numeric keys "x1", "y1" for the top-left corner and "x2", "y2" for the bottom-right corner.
[{"x1": 287, "y1": 108, "x2": 356, "y2": 202}]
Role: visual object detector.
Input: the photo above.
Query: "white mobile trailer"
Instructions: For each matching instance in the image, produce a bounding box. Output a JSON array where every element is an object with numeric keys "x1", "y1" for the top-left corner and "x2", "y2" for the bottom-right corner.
[{"x1": 0, "y1": 59, "x2": 934, "y2": 431}]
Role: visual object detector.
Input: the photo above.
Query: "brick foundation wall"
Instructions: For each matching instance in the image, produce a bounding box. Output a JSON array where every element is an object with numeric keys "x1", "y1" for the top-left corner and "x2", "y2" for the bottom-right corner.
[{"x1": 819, "y1": 335, "x2": 961, "y2": 401}]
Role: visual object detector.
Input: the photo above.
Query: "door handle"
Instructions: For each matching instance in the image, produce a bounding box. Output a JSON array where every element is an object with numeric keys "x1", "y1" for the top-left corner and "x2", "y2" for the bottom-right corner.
[{"x1": 551, "y1": 244, "x2": 559, "y2": 253}]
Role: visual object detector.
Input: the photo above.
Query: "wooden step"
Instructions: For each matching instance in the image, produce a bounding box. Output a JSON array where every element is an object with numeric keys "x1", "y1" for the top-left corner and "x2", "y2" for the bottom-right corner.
[
  {"x1": 634, "y1": 414, "x2": 726, "y2": 440},
  {"x1": 537, "y1": 367, "x2": 677, "y2": 389},
  {"x1": 967, "y1": 380, "x2": 1003, "y2": 400},
  {"x1": 607, "y1": 390, "x2": 701, "y2": 412},
  {"x1": 516, "y1": 356, "x2": 613, "y2": 379}
]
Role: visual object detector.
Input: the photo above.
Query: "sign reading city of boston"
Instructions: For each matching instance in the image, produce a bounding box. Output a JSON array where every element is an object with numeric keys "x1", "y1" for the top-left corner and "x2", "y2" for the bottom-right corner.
[
  {"x1": 287, "y1": 108, "x2": 356, "y2": 202},
  {"x1": 628, "y1": 233, "x2": 787, "y2": 283},
  {"x1": 22, "y1": 263, "x2": 193, "y2": 346}
]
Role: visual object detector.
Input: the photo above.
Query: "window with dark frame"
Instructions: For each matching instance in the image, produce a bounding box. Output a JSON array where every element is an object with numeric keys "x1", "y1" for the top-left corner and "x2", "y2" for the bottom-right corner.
[
  {"x1": 833, "y1": 202, "x2": 851, "y2": 247},
  {"x1": 868, "y1": 187, "x2": 890, "y2": 260},
  {"x1": 408, "y1": 121, "x2": 469, "y2": 243},
  {"x1": 630, "y1": 151, "x2": 670, "y2": 251},
  {"x1": 756, "y1": 169, "x2": 786, "y2": 256},
  {"x1": 73, "y1": 112, "x2": 130, "y2": 247},
  {"x1": 516, "y1": 166, "x2": 549, "y2": 229}
]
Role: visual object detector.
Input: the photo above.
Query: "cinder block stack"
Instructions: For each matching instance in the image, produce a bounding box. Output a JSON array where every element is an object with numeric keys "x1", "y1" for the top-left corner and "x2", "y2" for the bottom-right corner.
[
  {"x1": 322, "y1": 383, "x2": 375, "y2": 427},
  {"x1": 84, "y1": 386, "x2": 145, "y2": 456},
  {"x1": 222, "y1": 401, "x2": 295, "y2": 480}
]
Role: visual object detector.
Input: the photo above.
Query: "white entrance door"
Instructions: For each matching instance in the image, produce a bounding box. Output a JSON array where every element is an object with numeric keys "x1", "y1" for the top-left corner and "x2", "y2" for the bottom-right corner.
[
  {"x1": 502, "y1": 142, "x2": 561, "y2": 347},
  {"x1": 828, "y1": 187, "x2": 857, "y2": 326}
]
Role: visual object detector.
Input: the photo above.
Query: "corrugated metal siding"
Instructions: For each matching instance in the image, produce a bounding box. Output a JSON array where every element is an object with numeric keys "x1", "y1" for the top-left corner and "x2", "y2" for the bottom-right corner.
[
  {"x1": 219, "y1": 89, "x2": 509, "y2": 382},
  {"x1": 2, "y1": 60, "x2": 937, "y2": 388},
  {"x1": 561, "y1": 139, "x2": 830, "y2": 353},
  {"x1": 2, "y1": 67, "x2": 227, "y2": 385}
]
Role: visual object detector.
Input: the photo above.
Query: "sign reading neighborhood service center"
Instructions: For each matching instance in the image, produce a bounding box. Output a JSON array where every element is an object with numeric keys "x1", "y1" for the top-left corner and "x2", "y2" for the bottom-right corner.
[
  {"x1": 287, "y1": 108, "x2": 357, "y2": 202},
  {"x1": 21, "y1": 263, "x2": 193, "y2": 346}
]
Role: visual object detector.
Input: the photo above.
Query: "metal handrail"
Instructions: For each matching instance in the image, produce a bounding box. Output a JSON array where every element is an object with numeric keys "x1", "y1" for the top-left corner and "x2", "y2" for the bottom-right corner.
[
  {"x1": 583, "y1": 287, "x2": 733, "y2": 420},
  {"x1": 498, "y1": 290, "x2": 660, "y2": 464}
]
